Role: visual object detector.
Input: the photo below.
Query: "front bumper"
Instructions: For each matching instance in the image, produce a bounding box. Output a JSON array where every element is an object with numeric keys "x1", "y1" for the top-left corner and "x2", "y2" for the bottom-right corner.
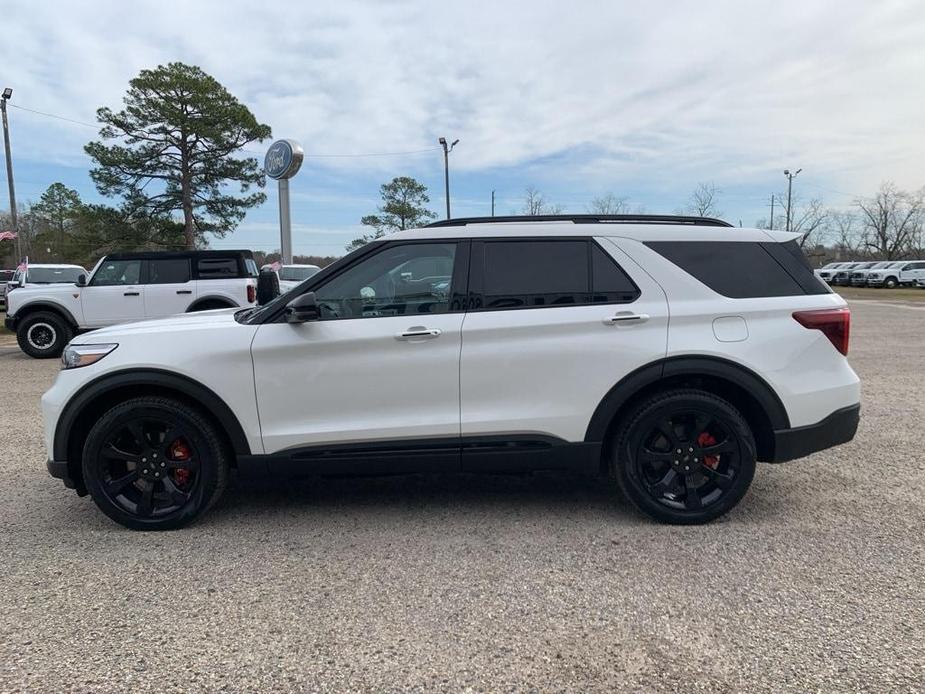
[
  {"x1": 46, "y1": 458, "x2": 86, "y2": 494},
  {"x1": 771, "y1": 404, "x2": 860, "y2": 462},
  {"x1": 4, "y1": 315, "x2": 16, "y2": 331}
]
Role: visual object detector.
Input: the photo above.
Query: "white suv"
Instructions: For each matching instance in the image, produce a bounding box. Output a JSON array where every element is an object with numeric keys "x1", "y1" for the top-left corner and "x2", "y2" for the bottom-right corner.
[
  {"x1": 40, "y1": 215, "x2": 860, "y2": 529},
  {"x1": 6, "y1": 250, "x2": 258, "y2": 358}
]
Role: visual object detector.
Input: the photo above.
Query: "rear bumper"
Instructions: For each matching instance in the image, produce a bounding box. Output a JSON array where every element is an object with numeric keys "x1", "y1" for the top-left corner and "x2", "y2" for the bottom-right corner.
[{"x1": 770, "y1": 404, "x2": 860, "y2": 463}]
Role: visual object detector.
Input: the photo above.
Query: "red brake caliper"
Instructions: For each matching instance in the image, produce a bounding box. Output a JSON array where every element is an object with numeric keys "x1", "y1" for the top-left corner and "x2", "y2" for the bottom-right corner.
[
  {"x1": 169, "y1": 439, "x2": 193, "y2": 486},
  {"x1": 697, "y1": 432, "x2": 719, "y2": 470}
]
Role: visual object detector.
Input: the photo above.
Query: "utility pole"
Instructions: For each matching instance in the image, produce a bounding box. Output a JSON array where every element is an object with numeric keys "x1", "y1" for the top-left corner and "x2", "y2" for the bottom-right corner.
[
  {"x1": 784, "y1": 168, "x2": 802, "y2": 232},
  {"x1": 491, "y1": 190, "x2": 495, "y2": 217},
  {"x1": 1, "y1": 87, "x2": 18, "y2": 259},
  {"x1": 769, "y1": 194, "x2": 775, "y2": 229},
  {"x1": 438, "y1": 137, "x2": 458, "y2": 219}
]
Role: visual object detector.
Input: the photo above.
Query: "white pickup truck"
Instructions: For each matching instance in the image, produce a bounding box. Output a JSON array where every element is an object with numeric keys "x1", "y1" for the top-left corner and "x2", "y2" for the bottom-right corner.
[{"x1": 5, "y1": 250, "x2": 258, "y2": 358}]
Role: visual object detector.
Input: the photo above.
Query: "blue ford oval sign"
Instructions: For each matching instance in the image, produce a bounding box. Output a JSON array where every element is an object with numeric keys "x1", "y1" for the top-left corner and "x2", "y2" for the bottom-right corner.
[{"x1": 264, "y1": 139, "x2": 304, "y2": 180}]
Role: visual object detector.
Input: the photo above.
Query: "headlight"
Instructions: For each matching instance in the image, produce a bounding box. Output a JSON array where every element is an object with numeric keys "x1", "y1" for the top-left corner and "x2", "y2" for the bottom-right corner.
[{"x1": 61, "y1": 343, "x2": 118, "y2": 370}]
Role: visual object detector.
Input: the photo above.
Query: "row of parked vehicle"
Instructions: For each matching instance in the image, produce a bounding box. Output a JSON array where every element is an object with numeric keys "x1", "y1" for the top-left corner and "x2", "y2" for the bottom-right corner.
[{"x1": 814, "y1": 260, "x2": 925, "y2": 288}]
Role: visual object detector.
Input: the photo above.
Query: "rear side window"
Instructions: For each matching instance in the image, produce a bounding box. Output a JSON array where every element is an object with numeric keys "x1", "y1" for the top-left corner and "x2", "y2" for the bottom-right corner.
[
  {"x1": 197, "y1": 257, "x2": 239, "y2": 279},
  {"x1": 473, "y1": 239, "x2": 639, "y2": 310},
  {"x1": 147, "y1": 258, "x2": 191, "y2": 284},
  {"x1": 645, "y1": 240, "x2": 829, "y2": 298}
]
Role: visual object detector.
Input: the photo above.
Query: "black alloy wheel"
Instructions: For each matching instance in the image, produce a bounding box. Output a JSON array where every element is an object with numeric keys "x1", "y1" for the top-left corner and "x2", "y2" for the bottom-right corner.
[
  {"x1": 612, "y1": 389, "x2": 756, "y2": 524},
  {"x1": 82, "y1": 397, "x2": 228, "y2": 530}
]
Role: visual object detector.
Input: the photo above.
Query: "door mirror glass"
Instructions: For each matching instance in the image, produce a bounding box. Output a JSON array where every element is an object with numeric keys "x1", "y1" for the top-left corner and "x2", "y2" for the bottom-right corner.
[
  {"x1": 76, "y1": 274, "x2": 87, "y2": 287},
  {"x1": 286, "y1": 292, "x2": 320, "y2": 323}
]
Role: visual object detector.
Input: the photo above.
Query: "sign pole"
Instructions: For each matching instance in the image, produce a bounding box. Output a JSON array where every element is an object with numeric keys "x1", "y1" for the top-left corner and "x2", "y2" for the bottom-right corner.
[
  {"x1": 263, "y1": 139, "x2": 304, "y2": 267},
  {"x1": 278, "y1": 178, "x2": 292, "y2": 264}
]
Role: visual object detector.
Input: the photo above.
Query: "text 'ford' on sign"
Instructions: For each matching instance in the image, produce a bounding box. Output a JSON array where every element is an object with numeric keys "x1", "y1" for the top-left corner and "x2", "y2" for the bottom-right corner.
[{"x1": 264, "y1": 140, "x2": 304, "y2": 180}]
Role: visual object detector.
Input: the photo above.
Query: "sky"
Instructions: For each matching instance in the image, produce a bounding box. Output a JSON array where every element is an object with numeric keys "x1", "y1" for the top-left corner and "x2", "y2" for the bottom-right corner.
[{"x1": 1, "y1": 0, "x2": 924, "y2": 256}]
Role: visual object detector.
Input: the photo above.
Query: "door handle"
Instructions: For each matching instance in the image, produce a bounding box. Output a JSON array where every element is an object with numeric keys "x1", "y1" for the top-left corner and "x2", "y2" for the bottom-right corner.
[
  {"x1": 176, "y1": 290, "x2": 192, "y2": 295},
  {"x1": 123, "y1": 291, "x2": 140, "y2": 297},
  {"x1": 604, "y1": 312, "x2": 649, "y2": 325},
  {"x1": 395, "y1": 328, "x2": 442, "y2": 340}
]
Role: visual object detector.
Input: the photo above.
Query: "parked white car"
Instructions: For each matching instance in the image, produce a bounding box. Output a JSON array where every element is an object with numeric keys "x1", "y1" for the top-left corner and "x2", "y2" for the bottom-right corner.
[
  {"x1": 40, "y1": 214, "x2": 859, "y2": 530},
  {"x1": 863, "y1": 261, "x2": 907, "y2": 288},
  {"x1": 815, "y1": 262, "x2": 846, "y2": 283},
  {"x1": 7, "y1": 263, "x2": 87, "y2": 294},
  {"x1": 262, "y1": 263, "x2": 322, "y2": 293},
  {"x1": 5, "y1": 250, "x2": 258, "y2": 358}
]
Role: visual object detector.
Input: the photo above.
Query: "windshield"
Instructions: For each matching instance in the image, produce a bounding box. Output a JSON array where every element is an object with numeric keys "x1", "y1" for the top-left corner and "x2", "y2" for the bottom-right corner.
[
  {"x1": 24, "y1": 267, "x2": 84, "y2": 283},
  {"x1": 280, "y1": 266, "x2": 320, "y2": 281}
]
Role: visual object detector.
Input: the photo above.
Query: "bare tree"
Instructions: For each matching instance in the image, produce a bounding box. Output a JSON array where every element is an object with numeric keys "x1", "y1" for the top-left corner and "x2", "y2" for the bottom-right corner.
[
  {"x1": 789, "y1": 198, "x2": 829, "y2": 248},
  {"x1": 587, "y1": 193, "x2": 630, "y2": 215},
  {"x1": 829, "y1": 211, "x2": 863, "y2": 259},
  {"x1": 521, "y1": 186, "x2": 562, "y2": 215},
  {"x1": 856, "y1": 182, "x2": 924, "y2": 260},
  {"x1": 683, "y1": 182, "x2": 722, "y2": 217}
]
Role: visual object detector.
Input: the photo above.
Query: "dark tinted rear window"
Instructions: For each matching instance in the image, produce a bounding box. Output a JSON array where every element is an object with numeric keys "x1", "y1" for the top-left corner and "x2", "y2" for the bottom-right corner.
[
  {"x1": 591, "y1": 242, "x2": 639, "y2": 302},
  {"x1": 197, "y1": 257, "x2": 239, "y2": 278},
  {"x1": 645, "y1": 240, "x2": 829, "y2": 298},
  {"x1": 148, "y1": 258, "x2": 190, "y2": 284}
]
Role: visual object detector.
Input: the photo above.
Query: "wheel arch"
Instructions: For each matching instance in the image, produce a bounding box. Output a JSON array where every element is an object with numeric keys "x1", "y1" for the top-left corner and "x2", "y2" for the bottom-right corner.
[
  {"x1": 585, "y1": 356, "x2": 790, "y2": 466},
  {"x1": 13, "y1": 301, "x2": 79, "y2": 329},
  {"x1": 55, "y1": 369, "x2": 251, "y2": 494},
  {"x1": 187, "y1": 295, "x2": 238, "y2": 311}
]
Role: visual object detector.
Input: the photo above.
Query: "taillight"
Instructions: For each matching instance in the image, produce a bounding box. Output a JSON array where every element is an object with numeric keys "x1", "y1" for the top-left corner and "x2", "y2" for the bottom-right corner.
[
  {"x1": 793, "y1": 307, "x2": 850, "y2": 356},
  {"x1": 247, "y1": 284, "x2": 256, "y2": 303}
]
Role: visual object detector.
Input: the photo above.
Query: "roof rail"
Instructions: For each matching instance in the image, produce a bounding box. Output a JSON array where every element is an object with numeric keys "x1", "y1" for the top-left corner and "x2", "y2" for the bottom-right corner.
[{"x1": 425, "y1": 214, "x2": 734, "y2": 228}]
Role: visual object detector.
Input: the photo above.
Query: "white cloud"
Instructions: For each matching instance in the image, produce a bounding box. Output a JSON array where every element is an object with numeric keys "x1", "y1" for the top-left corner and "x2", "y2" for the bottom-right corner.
[{"x1": 1, "y1": 0, "x2": 924, "y2": 206}]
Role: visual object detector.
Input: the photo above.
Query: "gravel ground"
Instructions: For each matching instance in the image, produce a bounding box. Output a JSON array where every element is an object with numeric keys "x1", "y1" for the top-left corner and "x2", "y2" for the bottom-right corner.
[{"x1": 0, "y1": 301, "x2": 922, "y2": 693}]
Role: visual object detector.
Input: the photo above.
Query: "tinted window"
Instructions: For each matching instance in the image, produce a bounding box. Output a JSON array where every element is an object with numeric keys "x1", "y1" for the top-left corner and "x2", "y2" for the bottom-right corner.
[
  {"x1": 591, "y1": 243, "x2": 639, "y2": 302},
  {"x1": 90, "y1": 259, "x2": 142, "y2": 286},
  {"x1": 314, "y1": 242, "x2": 456, "y2": 319},
  {"x1": 645, "y1": 241, "x2": 827, "y2": 298},
  {"x1": 147, "y1": 258, "x2": 190, "y2": 284},
  {"x1": 480, "y1": 240, "x2": 588, "y2": 309},
  {"x1": 198, "y1": 257, "x2": 239, "y2": 278}
]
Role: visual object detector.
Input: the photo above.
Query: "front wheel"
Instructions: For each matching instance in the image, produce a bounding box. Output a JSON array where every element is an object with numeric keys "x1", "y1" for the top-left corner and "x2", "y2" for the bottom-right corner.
[
  {"x1": 16, "y1": 311, "x2": 73, "y2": 358},
  {"x1": 884, "y1": 277, "x2": 898, "y2": 289},
  {"x1": 82, "y1": 397, "x2": 229, "y2": 530},
  {"x1": 611, "y1": 389, "x2": 756, "y2": 524}
]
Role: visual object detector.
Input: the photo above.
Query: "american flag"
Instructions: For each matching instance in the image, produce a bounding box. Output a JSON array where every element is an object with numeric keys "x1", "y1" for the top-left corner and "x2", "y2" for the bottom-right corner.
[
  {"x1": 16, "y1": 257, "x2": 27, "y2": 273},
  {"x1": 269, "y1": 260, "x2": 282, "y2": 272},
  {"x1": 0, "y1": 230, "x2": 17, "y2": 241}
]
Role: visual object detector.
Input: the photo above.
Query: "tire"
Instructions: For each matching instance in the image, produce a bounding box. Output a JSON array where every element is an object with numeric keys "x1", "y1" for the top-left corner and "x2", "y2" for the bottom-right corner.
[
  {"x1": 883, "y1": 277, "x2": 898, "y2": 289},
  {"x1": 611, "y1": 389, "x2": 757, "y2": 525},
  {"x1": 82, "y1": 396, "x2": 229, "y2": 530},
  {"x1": 16, "y1": 311, "x2": 73, "y2": 359}
]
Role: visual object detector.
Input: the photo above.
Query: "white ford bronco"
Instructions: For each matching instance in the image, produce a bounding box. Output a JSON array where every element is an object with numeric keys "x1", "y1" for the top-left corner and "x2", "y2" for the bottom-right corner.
[{"x1": 6, "y1": 250, "x2": 258, "y2": 358}]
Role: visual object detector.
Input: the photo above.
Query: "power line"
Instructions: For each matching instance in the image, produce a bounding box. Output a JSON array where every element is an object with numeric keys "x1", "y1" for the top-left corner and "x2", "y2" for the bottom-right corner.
[{"x1": 10, "y1": 102, "x2": 442, "y2": 159}]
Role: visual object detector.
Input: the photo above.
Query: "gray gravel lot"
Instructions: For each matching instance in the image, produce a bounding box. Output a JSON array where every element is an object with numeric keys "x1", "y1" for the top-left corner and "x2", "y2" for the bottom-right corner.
[{"x1": 0, "y1": 301, "x2": 923, "y2": 693}]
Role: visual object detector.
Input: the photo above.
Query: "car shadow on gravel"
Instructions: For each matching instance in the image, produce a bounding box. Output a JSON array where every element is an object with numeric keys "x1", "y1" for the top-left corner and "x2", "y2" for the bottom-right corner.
[{"x1": 209, "y1": 470, "x2": 644, "y2": 524}]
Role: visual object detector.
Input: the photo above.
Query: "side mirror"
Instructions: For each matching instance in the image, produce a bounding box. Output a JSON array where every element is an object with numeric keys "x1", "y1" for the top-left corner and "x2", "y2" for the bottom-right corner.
[
  {"x1": 76, "y1": 274, "x2": 87, "y2": 287},
  {"x1": 256, "y1": 268, "x2": 280, "y2": 305},
  {"x1": 285, "y1": 292, "x2": 320, "y2": 323}
]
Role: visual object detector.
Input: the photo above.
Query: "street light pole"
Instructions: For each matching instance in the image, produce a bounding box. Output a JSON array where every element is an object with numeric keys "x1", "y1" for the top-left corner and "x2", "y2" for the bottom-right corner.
[
  {"x1": 1, "y1": 88, "x2": 18, "y2": 259},
  {"x1": 438, "y1": 137, "x2": 458, "y2": 219},
  {"x1": 784, "y1": 168, "x2": 802, "y2": 232}
]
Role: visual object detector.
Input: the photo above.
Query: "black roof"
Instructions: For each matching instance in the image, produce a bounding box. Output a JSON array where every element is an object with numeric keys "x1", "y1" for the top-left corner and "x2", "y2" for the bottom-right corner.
[
  {"x1": 104, "y1": 249, "x2": 254, "y2": 261},
  {"x1": 425, "y1": 214, "x2": 733, "y2": 228}
]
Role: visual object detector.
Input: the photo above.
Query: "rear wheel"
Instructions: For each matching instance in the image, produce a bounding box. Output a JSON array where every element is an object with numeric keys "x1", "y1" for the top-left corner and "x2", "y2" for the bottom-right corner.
[
  {"x1": 188, "y1": 300, "x2": 234, "y2": 312},
  {"x1": 611, "y1": 389, "x2": 756, "y2": 524},
  {"x1": 82, "y1": 397, "x2": 229, "y2": 530},
  {"x1": 16, "y1": 311, "x2": 73, "y2": 358}
]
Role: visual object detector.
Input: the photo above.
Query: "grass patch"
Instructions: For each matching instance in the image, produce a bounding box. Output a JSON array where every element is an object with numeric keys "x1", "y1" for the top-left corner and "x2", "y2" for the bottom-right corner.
[
  {"x1": 833, "y1": 285, "x2": 925, "y2": 302},
  {"x1": 0, "y1": 312, "x2": 9, "y2": 335}
]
